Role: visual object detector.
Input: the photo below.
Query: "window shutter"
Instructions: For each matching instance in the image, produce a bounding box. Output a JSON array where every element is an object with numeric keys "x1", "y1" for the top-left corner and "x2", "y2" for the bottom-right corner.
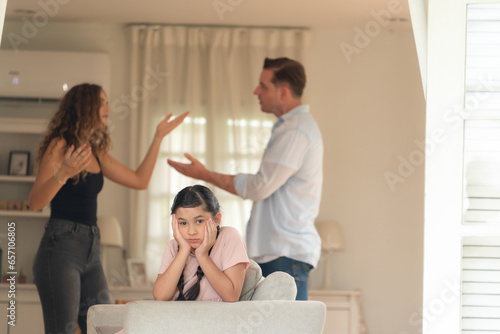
[
  {"x1": 462, "y1": 4, "x2": 500, "y2": 333},
  {"x1": 464, "y1": 120, "x2": 500, "y2": 225},
  {"x1": 465, "y1": 4, "x2": 500, "y2": 110},
  {"x1": 461, "y1": 237, "x2": 500, "y2": 333}
]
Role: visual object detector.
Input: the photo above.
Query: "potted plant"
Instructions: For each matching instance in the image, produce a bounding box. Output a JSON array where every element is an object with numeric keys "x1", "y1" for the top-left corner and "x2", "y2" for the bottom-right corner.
[
  {"x1": 2, "y1": 271, "x2": 9, "y2": 283},
  {"x1": 18, "y1": 268, "x2": 27, "y2": 284}
]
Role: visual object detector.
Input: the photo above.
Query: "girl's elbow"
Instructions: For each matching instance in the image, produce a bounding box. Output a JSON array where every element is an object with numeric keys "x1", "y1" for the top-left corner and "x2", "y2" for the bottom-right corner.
[
  {"x1": 222, "y1": 291, "x2": 241, "y2": 302},
  {"x1": 152, "y1": 285, "x2": 173, "y2": 301},
  {"x1": 152, "y1": 285, "x2": 162, "y2": 300},
  {"x1": 152, "y1": 290, "x2": 166, "y2": 301}
]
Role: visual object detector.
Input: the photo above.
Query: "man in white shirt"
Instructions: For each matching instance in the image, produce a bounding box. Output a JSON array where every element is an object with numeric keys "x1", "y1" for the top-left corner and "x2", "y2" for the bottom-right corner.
[{"x1": 168, "y1": 57, "x2": 323, "y2": 300}]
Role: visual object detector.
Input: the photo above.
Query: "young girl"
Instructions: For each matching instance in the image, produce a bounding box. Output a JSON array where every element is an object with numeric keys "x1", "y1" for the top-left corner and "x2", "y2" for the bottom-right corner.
[{"x1": 153, "y1": 185, "x2": 249, "y2": 302}]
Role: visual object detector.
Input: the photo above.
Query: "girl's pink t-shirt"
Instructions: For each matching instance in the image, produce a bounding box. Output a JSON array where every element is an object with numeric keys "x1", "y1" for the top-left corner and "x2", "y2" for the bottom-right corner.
[{"x1": 158, "y1": 226, "x2": 249, "y2": 301}]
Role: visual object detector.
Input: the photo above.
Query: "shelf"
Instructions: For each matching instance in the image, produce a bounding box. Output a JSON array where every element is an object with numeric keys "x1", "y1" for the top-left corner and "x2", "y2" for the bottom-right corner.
[
  {"x1": 0, "y1": 284, "x2": 153, "y2": 303},
  {"x1": 0, "y1": 175, "x2": 36, "y2": 182},
  {"x1": 0, "y1": 210, "x2": 49, "y2": 218}
]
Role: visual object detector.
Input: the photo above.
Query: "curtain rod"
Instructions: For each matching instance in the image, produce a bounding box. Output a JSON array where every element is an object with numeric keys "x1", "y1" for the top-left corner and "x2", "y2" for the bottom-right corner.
[{"x1": 126, "y1": 23, "x2": 309, "y2": 31}]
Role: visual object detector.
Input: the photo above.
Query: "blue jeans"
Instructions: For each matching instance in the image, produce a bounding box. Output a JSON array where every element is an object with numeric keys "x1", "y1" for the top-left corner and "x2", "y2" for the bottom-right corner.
[
  {"x1": 258, "y1": 257, "x2": 313, "y2": 300},
  {"x1": 33, "y1": 219, "x2": 111, "y2": 334}
]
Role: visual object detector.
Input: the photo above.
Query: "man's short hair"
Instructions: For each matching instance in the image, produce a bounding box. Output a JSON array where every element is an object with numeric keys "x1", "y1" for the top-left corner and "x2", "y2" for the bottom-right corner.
[{"x1": 263, "y1": 57, "x2": 306, "y2": 98}]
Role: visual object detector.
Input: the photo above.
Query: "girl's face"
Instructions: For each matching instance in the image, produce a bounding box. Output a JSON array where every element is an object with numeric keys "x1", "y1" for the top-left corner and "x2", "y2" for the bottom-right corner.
[{"x1": 175, "y1": 205, "x2": 221, "y2": 250}]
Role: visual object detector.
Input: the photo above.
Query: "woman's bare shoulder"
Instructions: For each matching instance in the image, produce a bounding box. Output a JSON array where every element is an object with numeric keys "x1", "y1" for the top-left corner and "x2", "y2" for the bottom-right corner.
[{"x1": 46, "y1": 137, "x2": 67, "y2": 157}]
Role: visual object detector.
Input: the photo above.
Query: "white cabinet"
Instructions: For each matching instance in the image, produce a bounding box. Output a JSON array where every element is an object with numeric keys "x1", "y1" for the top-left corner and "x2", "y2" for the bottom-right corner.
[
  {"x1": 110, "y1": 286, "x2": 154, "y2": 303},
  {"x1": 10, "y1": 303, "x2": 45, "y2": 334},
  {"x1": 0, "y1": 283, "x2": 153, "y2": 333},
  {"x1": 309, "y1": 290, "x2": 366, "y2": 334},
  {"x1": 0, "y1": 283, "x2": 44, "y2": 334}
]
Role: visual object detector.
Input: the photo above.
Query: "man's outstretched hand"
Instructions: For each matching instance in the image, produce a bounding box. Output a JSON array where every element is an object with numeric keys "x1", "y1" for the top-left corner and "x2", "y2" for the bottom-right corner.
[
  {"x1": 167, "y1": 153, "x2": 237, "y2": 195},
  {"x1": 167, "y1": 153, "x2": 209, "y2": 182}
]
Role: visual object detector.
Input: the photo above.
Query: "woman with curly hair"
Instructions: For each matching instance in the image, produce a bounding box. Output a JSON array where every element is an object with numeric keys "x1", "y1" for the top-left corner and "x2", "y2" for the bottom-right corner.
[{"x1": 28, "y1": 83, "x2": 188, "y2": 334}]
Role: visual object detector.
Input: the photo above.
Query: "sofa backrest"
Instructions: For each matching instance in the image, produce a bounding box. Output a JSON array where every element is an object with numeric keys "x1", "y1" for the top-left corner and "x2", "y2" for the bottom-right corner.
[{"x1": 124, "y1": 300, "x2": 326, "y2": 334}]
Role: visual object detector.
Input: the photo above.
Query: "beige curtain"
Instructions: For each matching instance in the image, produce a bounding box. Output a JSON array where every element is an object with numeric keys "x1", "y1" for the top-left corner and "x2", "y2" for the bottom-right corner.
[{"x1": 128, "y1": 25, "x2": 309, "y2": 280}]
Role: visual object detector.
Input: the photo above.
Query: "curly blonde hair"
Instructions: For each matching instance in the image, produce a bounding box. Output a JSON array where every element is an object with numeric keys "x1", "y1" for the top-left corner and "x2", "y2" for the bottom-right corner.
[{"x1": 35, "y1": 83, "x2": 112, "y2": 182}]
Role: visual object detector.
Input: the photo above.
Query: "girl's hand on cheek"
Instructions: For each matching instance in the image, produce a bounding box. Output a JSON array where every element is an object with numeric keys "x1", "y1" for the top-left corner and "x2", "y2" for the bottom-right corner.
[
  {"x1": 195, "y1": 219, "x2": 217, "y2": 258},
  {"x1": 172, "y1": 214, "x2": 190, "y2": 253}
]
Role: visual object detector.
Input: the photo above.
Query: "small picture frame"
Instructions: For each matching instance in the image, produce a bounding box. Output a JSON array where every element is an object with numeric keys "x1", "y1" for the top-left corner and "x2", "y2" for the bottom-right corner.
[
  {"x1": 127, "y1": 259, "x2": 148, "y2": 287},
  {"x1": 8, "y1": 151, "x2": 30, "y2": 176}
]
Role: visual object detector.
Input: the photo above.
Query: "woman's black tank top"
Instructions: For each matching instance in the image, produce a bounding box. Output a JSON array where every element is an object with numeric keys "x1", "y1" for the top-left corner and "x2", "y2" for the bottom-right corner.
[{"x1": 50, "y1": 157, "x2": 104, "y2": 226}]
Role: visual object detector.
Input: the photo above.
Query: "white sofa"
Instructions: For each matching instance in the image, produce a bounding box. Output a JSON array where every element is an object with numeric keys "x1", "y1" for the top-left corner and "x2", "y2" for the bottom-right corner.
[{"x1": 87, "y1": 260, "x2": 326, "y2": 334}]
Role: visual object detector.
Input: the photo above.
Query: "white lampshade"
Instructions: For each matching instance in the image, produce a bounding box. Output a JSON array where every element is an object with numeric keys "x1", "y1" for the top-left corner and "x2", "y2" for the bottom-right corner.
[
  {"x1": 316, "y1": 221, "x2": 344, "y2": 252},
  {"x1": 98, "y1": 216, "x2": 124, "y2": 283},
  {"x1": 98, "y1": 216, "x2": 123, "y2": 248},
  {"x1": 316, "y1": 220, "x2": 344, "y2": 290}
]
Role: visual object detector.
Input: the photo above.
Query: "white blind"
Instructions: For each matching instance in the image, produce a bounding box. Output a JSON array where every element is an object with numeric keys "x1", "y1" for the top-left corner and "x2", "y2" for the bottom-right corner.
[
  {"x1": 465, "y1": 4, "x2": 500, "y2": 110},
  {"x1": 461, "y1": 237, "x2": 500, "y2": 333},
  {"x1": 464, "y1": 120, "x2": 500, "y2": 224},
  {"x1": 462, "y1": 4, "x2": 500, "y2": 333}
]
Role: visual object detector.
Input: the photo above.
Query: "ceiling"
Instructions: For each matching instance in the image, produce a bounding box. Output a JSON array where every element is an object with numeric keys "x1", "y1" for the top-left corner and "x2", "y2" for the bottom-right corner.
[{"x1": 4, "y1": 0, "x2": 412, "y2": 30}]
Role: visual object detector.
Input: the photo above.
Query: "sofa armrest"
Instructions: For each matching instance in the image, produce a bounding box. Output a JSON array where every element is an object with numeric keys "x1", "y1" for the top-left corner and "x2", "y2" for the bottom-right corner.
[
  {"x1": 251, "y1": 271, "x2": 297, "y2": 300},
  {"x1": 124, "y1": 300, "x2": 326, "y2": 334},
  {"x1": 87, "y1": 304, "x2": 126, "y2": 334},
  {"x1": 239, "y1": 259, "x2": 263, "y2": 301}
]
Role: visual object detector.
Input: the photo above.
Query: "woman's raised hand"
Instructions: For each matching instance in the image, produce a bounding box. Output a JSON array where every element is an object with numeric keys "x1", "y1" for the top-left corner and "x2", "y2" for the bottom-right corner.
[{"x1": 155, "y1": 111, "x2": 189, "y2": 141}]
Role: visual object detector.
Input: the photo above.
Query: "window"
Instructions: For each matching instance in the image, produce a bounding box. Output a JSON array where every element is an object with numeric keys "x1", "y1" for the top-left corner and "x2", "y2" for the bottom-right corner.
[
  {"x1": 145, "y1": 115, "x2": 273, "y2": 272},
  {"x1": 423, "y1": 1, "x2": 500, "y2": 333},
  {"x1": 128, "y1": 25, "x2": 307, "y2": 281},
  {"x1": 461, "y1": 5, "x2": 500, "y2": 332},
  {"x1": 217, "y1": 118, "x2": 273, "y2": 233},
  {"x1": 146, "y1": 116, "x2": 208, "y2": 265}
]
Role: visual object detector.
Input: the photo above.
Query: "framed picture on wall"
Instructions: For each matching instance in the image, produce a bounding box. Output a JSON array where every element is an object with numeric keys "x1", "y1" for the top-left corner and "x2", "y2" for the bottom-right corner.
[
  {"x1": 127, "y1": 259, "x2": 148, "y2": 287},
  {"x1": 8, "y1": 151, "x2": 30, "y2": 176}
]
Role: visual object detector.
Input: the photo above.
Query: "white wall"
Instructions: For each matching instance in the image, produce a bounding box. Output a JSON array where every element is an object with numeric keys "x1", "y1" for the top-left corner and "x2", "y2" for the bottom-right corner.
[
  {"x1": 306, "y1": 29, "x2": 425, "y2": 334},
  {"x1": 1, "y1": 21, "x2": 425, "y2": 334},
  {"x1": 1, "y1": 21, "x2": 131, "y2": 284}
]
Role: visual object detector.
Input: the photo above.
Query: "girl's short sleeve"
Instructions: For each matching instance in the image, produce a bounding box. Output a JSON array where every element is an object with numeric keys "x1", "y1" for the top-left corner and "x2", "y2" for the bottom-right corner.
[{"x1": 212, "y1": 227, "x2": 249, "y2": 272}]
